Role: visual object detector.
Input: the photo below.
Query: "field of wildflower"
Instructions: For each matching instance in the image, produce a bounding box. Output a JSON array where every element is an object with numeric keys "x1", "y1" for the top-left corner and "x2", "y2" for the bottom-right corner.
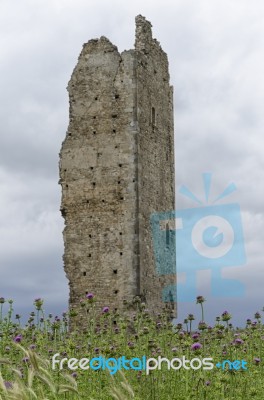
[{"x1": 0, "y1": 295, "x2": 263, "y2": 400}]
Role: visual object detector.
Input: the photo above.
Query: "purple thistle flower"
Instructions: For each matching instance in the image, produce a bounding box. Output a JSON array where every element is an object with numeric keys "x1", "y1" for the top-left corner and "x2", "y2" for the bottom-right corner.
[
  {"x1": 4, "y1": 381, "x2": 12, "y2": 389},
  {"x1": 198, "y1": 321, "x2": 207, "y2": 330},
  {"x1": 254, "y1": 357, "x2": 261, "y2": 364},
  {"x1": 191, "y1": 342, "x2": 202, "y2": 351},
  {"x1": 86, "y1": 293, "x2": 94, "y2": 300},
  {"x1": 192, "y1": 333, "x2": 200, "y2": 340},
  {"x1": 205, "y1": 380, "x2": 211, "y2": 386},
  {"x1": 14, "y1": 334, "x2": 22, "y2": 343},
  {"x1": 196, "y1": 296, "x2": 205, "y2": 304},
  {"x1": 22, "y1": 357, "x2": 29, "y2": 363},
  {"x1": 234, "y1": 338, "x2": 244, "y2": 346},
  {"x1": 71, "y1": 372, "x2": 77, "y2": 378},
  {"x1": 221, "y1": 310, "x2": 232, "y2": 321},
  {"x1": 102, "y1": 306, "x2": 109, "y2": 313}
]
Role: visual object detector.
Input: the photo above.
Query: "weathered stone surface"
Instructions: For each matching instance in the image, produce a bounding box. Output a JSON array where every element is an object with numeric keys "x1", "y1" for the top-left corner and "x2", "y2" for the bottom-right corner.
[{"x1": 59, "y1": 15, "x2": 176, "y2": 324}]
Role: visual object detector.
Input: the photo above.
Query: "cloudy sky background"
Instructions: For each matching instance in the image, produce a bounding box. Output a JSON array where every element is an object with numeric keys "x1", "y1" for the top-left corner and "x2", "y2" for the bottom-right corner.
[{"x1": 1, "y1": 0, "x2": 264, "y2": 326}]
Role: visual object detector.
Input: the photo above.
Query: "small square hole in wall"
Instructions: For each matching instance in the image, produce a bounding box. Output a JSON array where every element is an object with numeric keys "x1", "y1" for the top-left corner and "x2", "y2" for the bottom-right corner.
[
  {"x1": 115, "y1": 94, "x2": 119, "y2": 99},
  {"x1": 88, "y1": 254, "x2": 91, "y2": 257},
  {"x1": 83, "y1": 271, "x2": 87, "y2": 276},
  {"x1": 102, "y1": 199, "x2": 105, "y2": 202},
  {"x1": 120, "y1": 252, "x2": 123, "y2": 256},
  {"x1": 90, "y1": 167, "x2": 94, "y2": 170},
  {"x1": 114, "y1": 290, "x2": 119, "y2": 294},
  {"x1": 113, "y1": 269, "x2": 117, "y2": 274},
  {"x1": 119, "y1": 164, "x2": 122, "y2": 167},
  {"x1": 89, "y1": 234, "x2": 92, "y2": 238},
  {"x1": 93, "y1": 116, "x2": 96, "y2": 119},
  {"x1": 113, "y1": 129, "x2": 116, "y2": 133},
  {"x1": 119, "y1": 232, "x2": 122, "y2": 235},
  {"x1": 93, "y1": 131, "x2": 96, "y2": 135},
  {"x1": 94, "y1": 96, "x2": 98, "y2": 100},
  {"x1": 112, "y1": 114, "x2": 117, "y2": 118},
  {"x1": 92, "y1": 182, "x2": 96, "y2": 186}
]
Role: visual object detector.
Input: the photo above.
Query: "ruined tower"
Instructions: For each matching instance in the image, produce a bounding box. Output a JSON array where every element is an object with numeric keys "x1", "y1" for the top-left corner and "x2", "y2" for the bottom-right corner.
[{"x1": 59, "y1": 15, "x2": 175, "y2": 319}]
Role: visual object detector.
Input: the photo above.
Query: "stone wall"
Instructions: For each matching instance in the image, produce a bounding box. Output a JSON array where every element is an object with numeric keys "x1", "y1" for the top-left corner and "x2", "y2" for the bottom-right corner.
[{"x1": 59, "y1": 15, "x2": 176, "y2": 323}]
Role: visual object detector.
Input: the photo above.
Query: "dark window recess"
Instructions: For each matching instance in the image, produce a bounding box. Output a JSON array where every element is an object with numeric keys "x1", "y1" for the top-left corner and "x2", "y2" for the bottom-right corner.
[
  {"x1": 151, "y1": 107, "x2": 156, "y2": 125},
  {"x1": 113, "y1": 269, "x2": 118, "y2": 274},
  {"x1": 113, "y1": 129, "x2": 116, "y2": 133},
  {"x1": 93, "y1": 131, "x2": 96, "y2": 135},
  {"x1": 89, "y1": 234, "x2": 92, "y2": 238},
  {"x1": 90, "y1": 167, "x2": 94, "y2": 170},
  {"x1": 86, "y1": 200, "x2": 89, "y2": 203},
  {"x1": 94, "y1": 97, "x2": 98, "y2": 100},
  {"x1": 166, "y1": 223, "x2": 170, "y2": 247},
  {"x1": 66, "y1": 184, "x2": 68, "y2": 188},
  {"x1": 119, "y1": 164, "x2": 122, "y2": 167},
  {"x1": 93, "y1": 116, "x2": 96, "y2": 119},
  {"x1": 102, "y1": 199, "x2": 105, "y2": 203},
  {"x1": 119, "y1": 232, "x2": 122, "y2": 235},
  {"x1": 115, "y1": 94, "x2": 119, "y2": 99},
  {"x1": 120, "y1": 252, "x2": 123, "y2": 256},
  {"x1": 120, "y1": 197, "x2": 124, "y2": 200},
  {"x1": 64, "y1": 169, "x2": 67, "y2": 172},
  {"x1": 83, "y1": 272, "x2": 87, "y2": 276},
  {"x1": 133, "y1": 179, "x2": 135, "y2": 182},
  {"x1": 92, "y1": 182, "x2": 96, "y2": 186},
  {"x1": 88, "y1": 254, "x2": 91, "y2": 257},
  {"x1": 114, "y1": 290, "x2": 119, "y2": 294},
  {"x1": 112, "y1": 114, "x2": 117, "y2": 118},
  {"x1": 115, "y1": 145, "x2": 118, "y2": 148},
  {"x1": 118, "y1": 181, "x2": 121, "y2": 184}
]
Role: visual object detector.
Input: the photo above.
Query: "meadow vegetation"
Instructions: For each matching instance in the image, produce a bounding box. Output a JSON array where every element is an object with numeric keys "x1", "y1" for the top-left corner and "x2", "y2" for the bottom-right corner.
[{"x1": 0, "y1": 295, "x2": 263, "y2": 399}]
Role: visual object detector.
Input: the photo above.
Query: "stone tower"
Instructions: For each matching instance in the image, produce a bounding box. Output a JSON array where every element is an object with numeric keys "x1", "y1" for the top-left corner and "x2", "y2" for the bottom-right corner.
[{"x1": 59, "y1": 15, "x2": 175, "y2": 319}]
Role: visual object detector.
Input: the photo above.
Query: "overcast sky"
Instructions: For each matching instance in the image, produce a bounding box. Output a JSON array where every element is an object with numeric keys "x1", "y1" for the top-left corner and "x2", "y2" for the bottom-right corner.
[{"x1": 1, "y1": 0, "x2": 264, "y2": 327}]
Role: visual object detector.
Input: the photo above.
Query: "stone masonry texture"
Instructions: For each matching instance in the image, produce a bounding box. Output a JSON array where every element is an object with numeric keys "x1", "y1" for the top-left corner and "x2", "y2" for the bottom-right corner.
[{"x1": 59, "y1": 15, "x2": 176, "y2": 324}]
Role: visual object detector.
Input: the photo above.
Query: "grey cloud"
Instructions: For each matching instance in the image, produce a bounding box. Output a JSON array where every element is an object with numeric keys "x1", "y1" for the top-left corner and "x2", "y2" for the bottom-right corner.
[{"x1": 0, "y1": 0, "x2": 264, "y2": 325}]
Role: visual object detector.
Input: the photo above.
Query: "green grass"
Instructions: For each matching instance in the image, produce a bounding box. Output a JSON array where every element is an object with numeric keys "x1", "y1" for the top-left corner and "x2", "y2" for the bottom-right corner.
[{"x1": 0, "y1": 296, "x2": 263, "y2": 399}]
